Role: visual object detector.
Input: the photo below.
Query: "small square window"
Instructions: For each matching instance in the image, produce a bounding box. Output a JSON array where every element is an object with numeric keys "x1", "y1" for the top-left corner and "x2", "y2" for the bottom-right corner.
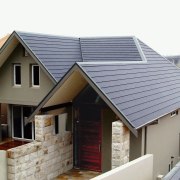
[
  {"x1": 32, "y1": 65, "x2": 40, "y2": 87},
  {"x1": 171, "y1": 110, "x2": 178, "y2": 117},
  {"x1": 54, "y1": 113, "x2": 67, "y2": 134},
  {"x1": 14, "y1": 64, "x2": 21, "y2": 86}
]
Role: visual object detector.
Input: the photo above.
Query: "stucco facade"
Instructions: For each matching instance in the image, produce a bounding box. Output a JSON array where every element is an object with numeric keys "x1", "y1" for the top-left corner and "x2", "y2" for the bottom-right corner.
[
  {"x1": 146, "y1": 110, "x2": 180, "y2": 179},
  {"x1": 130, "y1": 109, "x2": 180, "y2": 179},
  {"x1": 0, "y1": 43, "x2": 54, "y2": 106},
  {"x1": 0, "y1": 43, "x2": 55, "y2": 141}
]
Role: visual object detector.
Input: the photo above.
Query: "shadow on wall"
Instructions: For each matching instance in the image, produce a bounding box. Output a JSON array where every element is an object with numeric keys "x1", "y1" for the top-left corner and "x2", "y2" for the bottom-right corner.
[{"x1": 90, "y1": 154, "x2": 153, "y2": 180}]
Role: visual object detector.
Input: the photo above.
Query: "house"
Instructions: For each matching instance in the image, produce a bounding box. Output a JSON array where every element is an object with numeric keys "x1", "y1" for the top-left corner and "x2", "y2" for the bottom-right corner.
[
  {"x1": 0, "y1": 32, "x2": 141, "y2": 142},
  {"x1": 1, "y1": 32, "x2": 180, "y2": 179},
  {"x1": 26, "y1": 37, "x2": 180, "y2": 179},
  {"x1": 166, "y1": 55, "x2": 180, "y2": 67},
  {"x1": 0, "y1": 31, "x2": 81, "y2": 141}
]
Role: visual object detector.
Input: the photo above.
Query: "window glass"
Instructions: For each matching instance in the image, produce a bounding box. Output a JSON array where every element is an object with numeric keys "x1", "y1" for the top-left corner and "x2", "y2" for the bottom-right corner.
[
  {"x1": 23, "y1": 107, "x2": 33, "y2": 139},
  {"x1": 12, "y1": 106, "x2": 22, "y2": 138},
  {"x1": 14, "y1": 64, "x2": 21, "y2": 85},
  {"x1": 32, "y1": 65, "x2": 40, "y2": 86}
]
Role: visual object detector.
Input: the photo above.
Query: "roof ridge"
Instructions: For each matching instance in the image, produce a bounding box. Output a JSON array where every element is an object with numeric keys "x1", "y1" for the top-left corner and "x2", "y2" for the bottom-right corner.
[
  {"x1": 77, "y1": 61, "x2": 146, "y2": 65},
  {"x1": 133, "y1": 37, "x2": 147, "y2": 62},
  {"x1": 15, "y1": 30, "x2": 79, "y2": 40}
]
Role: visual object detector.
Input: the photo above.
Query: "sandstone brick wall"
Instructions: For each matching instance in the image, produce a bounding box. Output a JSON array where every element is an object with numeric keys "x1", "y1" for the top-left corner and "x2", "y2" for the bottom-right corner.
[
  {"x1": 112, "y1": 120, "x2": 130, "y2": 169},
  {"x1": 7, "y1": 115, "x2": 73, "y2": 180}
]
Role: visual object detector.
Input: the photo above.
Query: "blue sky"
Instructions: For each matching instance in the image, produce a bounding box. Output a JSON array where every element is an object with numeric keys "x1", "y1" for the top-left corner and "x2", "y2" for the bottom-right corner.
[{"x1": 0, "y1": 0, "x2": 180, "y2": 55}]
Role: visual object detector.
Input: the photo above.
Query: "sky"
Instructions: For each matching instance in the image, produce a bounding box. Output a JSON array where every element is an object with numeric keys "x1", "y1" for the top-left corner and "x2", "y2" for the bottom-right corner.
[{"x1": 0, "y1": 0, "x2": 180, "y2": 55}]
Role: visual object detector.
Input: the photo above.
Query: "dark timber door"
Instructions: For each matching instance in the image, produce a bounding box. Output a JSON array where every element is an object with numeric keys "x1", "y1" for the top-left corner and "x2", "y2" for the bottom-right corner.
[{"x1": 74, "y1": 105, "x2": 102, "y2": 172}]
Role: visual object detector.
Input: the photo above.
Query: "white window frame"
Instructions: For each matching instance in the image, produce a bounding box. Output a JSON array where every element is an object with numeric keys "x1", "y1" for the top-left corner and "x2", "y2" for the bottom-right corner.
[
  {"x1": 14, "y1": 64, "x2": 21, "y2": 86},
  {"x1": 32, "y1": 65, "x2": 40, "y2": 87}
]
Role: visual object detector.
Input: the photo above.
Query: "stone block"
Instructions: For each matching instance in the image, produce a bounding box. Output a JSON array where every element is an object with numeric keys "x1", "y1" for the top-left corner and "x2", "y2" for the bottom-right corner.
[
  {"x1": 35, "y1": 134, "x2": 45, "y2": 142},
  {"x1": 30, "y1": 152, "x2": 38, "y2": 161},
  {"x1": 8, "y1": 158, "x2": 16, "y2": 166},
  {"x1": 44, "y1": 126, "x2": 53, "y2": 134}
]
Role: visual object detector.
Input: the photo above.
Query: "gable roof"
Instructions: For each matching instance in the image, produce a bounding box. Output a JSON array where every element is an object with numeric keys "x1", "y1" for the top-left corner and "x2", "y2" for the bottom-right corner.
[
  {"x1": 0, "y1": 31, "x2": 146, "y2": 83},
  {"x1": 16, "y1": 32, "x2": 82, "y2": 81},
  {"x1": 28, "y1": 37, "x2": 180, "y2": 135},
  {"x1": 0, "y1": 31, "x2": 81, "y2": 82},
  {"x1": 78, "y1": 40, "x2": 180, "y2": 129}
]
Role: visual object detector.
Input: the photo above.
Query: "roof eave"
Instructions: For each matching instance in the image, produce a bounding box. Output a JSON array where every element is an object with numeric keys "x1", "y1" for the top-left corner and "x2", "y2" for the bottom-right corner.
[
  {"x1": 76, "y1": 63, "x2": 138, "y2": 136},
  {"x1": 28, "y1": 62, "x2": 138, "y2": 136}
]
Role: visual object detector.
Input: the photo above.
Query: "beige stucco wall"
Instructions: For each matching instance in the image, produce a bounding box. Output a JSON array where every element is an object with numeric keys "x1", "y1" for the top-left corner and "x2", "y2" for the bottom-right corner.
[
  {"x1": 102, "y1": 108, "x2": 115, "y2": 172},
  {"x1": 129, "y1": 129, "x2": 142, "y2": 161},
  {"x1": 91, "y1": 154, "x2": 153, "y2": 180},
  {"x1": 146, "y1": 110, "x2": 180, "y2": 179},
  {"x1": 0, "y1": 150, "x2": 7, "y2": 180},
  {"x1": 0, "y1": 43, "x2": 54, "y2": 106}
]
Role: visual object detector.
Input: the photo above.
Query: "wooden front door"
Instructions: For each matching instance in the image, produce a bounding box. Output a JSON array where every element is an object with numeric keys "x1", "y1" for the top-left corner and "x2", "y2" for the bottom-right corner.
[{"x1": 74, "y1": 105, "x2": 102, "y2": 172}]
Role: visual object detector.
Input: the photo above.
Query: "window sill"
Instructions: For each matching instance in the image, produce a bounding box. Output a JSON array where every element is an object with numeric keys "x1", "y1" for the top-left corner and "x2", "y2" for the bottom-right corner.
[
  {"x1": 13, "y1": 85, "x2": 21, "y2": 88},
  {"x1": 31, "y1": 86, "x2": 40, "y2": 89}
]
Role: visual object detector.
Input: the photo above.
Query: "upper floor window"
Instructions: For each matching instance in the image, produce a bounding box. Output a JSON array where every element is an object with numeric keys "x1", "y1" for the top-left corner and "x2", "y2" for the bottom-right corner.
[
  {"x1": 32, "y1": 65, "x2": 40, "y2": 87},
  {"x1": 14, "y1": 64, "x2": 21, "y2": 86}
]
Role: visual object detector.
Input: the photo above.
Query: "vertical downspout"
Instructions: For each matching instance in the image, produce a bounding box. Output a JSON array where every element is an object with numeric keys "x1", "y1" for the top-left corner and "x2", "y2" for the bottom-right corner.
[
  {"x1": 8, "y1": 105, "x2": 12, "y2": 137},
  {"x1": 144, "y1": 126, "x2": 147, "y2": 155}
]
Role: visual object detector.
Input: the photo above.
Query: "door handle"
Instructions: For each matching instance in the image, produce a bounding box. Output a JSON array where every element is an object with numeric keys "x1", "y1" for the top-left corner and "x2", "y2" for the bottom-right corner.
[{"x1": 99, "y1": 144, "x2": 101, "y2": 152}]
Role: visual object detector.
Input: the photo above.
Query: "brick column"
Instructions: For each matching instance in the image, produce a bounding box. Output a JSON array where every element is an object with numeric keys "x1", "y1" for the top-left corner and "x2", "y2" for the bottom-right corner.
[{"x1": 112, "y1": 120, "x2": 130, "y2": 169}]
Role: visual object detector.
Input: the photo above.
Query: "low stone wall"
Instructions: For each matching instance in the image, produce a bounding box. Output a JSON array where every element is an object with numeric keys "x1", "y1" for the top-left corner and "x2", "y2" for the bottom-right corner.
[
  {"x1": 7, "y1": 115, "x2": 73, "y2": 180},
  {"x1": 112, "y1": 120, "x2": 130, "y2": 169}
]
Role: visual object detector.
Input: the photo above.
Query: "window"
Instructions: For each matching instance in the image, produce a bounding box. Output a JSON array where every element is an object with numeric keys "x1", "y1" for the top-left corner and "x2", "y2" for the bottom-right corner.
[
  {"x1": 14, "y1": 64, "x2": 21, "y2": 86},
  {"x1": 32, "y1": 65, "x2": 40, "y2": 86},
  {"x1": 54, "y1": 113, "x2": 67, "y2": 134},
  {"x1": 12, "y1": 105, "x2": 36, "y2": 140},
  {"x1": 171, "y1": 110, "x2": 178, "y2": 117}
]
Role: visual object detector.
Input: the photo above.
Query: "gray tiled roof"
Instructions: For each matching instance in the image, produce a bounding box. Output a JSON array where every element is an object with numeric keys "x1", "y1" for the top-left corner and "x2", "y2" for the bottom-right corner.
[
  {"x1": 78, "y1": 40, "x2": 180, "y2": 129},
  {"x1": 15, "y1": 32, "x2": 144, "y2": 82},
  {"x1": 23, "y1": 32, "x2": 180, "y2": 130},
  {"x1": 166, "y1": 55, "x2": 180, "y2": 65},
  {"x1": 16, "y1": 31, "x2": 82, "y2": 81},
  {"x1": 80, "y1": 37, "x2": 143, "y2": 62}
]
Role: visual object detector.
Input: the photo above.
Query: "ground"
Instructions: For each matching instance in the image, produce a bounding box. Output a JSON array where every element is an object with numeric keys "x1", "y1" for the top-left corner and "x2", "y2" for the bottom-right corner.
[{"x1": 55, "y1": 169, "x2": 100, "y2": 180}]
